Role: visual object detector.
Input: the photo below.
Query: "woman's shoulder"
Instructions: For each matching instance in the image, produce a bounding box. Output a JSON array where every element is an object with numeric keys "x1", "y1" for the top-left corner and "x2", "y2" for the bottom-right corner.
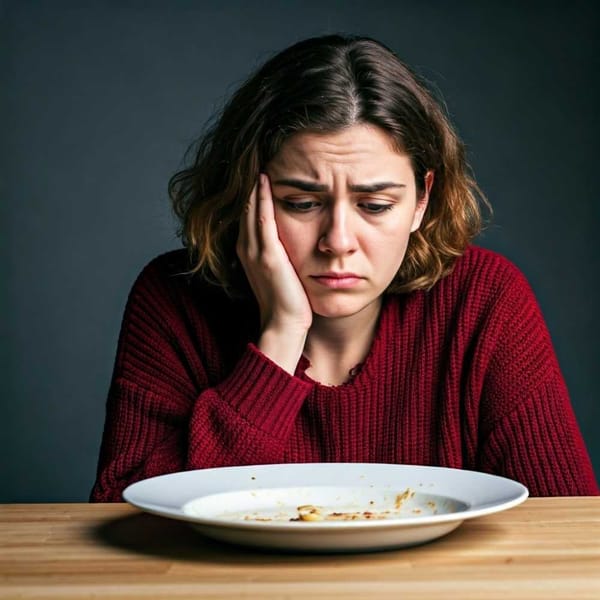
[
  {"x1": 445, "y1": 245, "x2": 531, "y2": 296},
  {"x1": 453, "y1": 245, "x2": 524, "y2": 278},
  {"x1": 413, "y1": 245, "x2": 539, "y2": 324},
  {"x1": 136, "y1": 248, "x2": 193, "y2": 280},
  {"x1": 126, "y1": 249, "x2": 194, "y2": 301},
  {"x1": 126, "y1": 249, "x2": 240, "y2": 314}
]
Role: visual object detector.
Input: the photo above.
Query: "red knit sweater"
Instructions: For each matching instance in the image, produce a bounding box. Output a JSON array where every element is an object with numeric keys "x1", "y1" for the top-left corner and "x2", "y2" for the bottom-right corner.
[{"x1": 91, "y1": 246, "x2": 598, "y2": 501}]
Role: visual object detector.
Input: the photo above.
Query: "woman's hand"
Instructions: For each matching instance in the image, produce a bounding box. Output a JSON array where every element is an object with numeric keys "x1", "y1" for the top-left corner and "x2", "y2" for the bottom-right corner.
[{"x1": 236, "y1": 173, "x2": 312, "y2": 374}]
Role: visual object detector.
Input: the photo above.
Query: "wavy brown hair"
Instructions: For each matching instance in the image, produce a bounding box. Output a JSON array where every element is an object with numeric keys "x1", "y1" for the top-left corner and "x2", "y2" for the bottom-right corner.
[{"x1": 169, "y1": 34, "x2": 489, "y2": 295}]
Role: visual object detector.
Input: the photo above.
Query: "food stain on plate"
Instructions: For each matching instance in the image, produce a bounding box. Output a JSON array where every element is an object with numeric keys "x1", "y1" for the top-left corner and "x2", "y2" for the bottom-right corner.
[{"x1": 183, "y1": 486, "x2": 467, "y2": 524}]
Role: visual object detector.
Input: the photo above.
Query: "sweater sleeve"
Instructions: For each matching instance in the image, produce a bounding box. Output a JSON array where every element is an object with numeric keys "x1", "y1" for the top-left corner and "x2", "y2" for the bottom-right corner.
[
  {"x1": 90, "y1": 257, "x2": 313, "y2": 502},
  {"x1": 476, "y1": 265, "x2": 598, "y2": 496}
]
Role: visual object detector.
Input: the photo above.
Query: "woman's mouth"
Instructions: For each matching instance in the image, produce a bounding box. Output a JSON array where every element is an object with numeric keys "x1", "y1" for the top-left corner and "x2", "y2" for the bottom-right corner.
[{"x1": 309, "y1": 273, "x2": 364, "y2": 289}]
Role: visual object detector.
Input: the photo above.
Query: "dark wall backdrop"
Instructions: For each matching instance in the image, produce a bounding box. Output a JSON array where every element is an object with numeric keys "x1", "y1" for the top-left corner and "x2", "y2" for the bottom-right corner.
[{"x1": 2, "y1": 0, "x2": 598, "y2": 502}]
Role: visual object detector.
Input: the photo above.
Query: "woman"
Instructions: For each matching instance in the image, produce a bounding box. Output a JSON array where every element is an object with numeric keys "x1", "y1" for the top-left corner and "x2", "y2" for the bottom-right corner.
[{"x1": 91, "y1": 34, "x2": 598, "y2": 501}]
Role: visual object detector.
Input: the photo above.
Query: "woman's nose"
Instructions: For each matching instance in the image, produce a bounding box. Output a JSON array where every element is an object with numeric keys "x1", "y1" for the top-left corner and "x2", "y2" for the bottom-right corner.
[{"x1": 317, "y1": 205, "x2": 358, "y2": 255}]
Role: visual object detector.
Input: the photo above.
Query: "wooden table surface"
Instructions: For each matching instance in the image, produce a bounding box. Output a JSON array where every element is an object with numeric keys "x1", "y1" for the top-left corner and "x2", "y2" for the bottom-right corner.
[{"x1": 1, "y1": 498, "x2": 599, "y2": 599}]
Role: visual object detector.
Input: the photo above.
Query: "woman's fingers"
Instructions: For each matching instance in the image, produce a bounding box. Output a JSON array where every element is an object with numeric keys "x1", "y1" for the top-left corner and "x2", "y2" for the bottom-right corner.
[
  {"x1": 256, "y1": 173, "x2": 280, "y2": 254},
  {"x1": 236, "y1": 180, "x2": 257, "y2": 262},
  {"x1": 238, "y1": 171, "x2": 312, "y2": 326},
  {"x1": 241, "y1": 173, "x2": 280, "y2": 265}
]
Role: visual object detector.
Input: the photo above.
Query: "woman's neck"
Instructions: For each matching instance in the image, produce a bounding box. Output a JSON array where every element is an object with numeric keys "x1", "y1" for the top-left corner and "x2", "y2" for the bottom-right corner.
[{"x1": 303, "y1": 298, "x2": 383, "y2": 386}]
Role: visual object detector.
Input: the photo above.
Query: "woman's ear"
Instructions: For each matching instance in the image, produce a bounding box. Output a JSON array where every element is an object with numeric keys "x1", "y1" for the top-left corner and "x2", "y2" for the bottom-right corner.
[
  {"x1": 410, "y1": 170, "x2": 434, "y2": 232},
  {"x1": 423, "y1": 170, "x2": 434, "y2": 197}
]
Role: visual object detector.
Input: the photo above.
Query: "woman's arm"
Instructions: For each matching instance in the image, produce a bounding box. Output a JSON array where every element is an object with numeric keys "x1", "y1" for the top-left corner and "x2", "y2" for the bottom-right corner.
[
  {"x1": 479, "y1": 379, "x2": 598, "y2": 495},
  {"x1": 90, "y1": 259, "x2": 313, "y2": 502},
  {"x1": 476, "y1": 265, "x2": 598, "y2": 496}
]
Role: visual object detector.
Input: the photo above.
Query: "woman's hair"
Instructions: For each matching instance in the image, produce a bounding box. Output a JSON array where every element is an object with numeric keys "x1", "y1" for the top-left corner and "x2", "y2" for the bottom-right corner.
[{"x1": 169, "y1": 34, "x2": 489, "y2": 295}]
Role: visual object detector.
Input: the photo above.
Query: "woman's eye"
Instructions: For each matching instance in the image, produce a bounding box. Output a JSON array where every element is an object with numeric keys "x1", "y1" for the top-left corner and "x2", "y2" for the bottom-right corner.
[
  {"x1": 283, "y1": 200, "x2": 321, "y2": 212},
  {"x1": 359, "y1": 202, "x2": 394, "y2": 214}
]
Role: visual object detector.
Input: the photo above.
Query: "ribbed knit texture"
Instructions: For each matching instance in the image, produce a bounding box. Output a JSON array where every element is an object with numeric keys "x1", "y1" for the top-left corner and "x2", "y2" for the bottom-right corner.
[{"x1": 91, "y1": 246, "x2": 598, "y2": 501}]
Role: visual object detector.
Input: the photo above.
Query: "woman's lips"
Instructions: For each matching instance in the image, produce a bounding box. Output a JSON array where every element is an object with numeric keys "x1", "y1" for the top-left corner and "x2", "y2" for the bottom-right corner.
[{"x1": 309, "y1": 273, "x2": 364, "y2": 289}]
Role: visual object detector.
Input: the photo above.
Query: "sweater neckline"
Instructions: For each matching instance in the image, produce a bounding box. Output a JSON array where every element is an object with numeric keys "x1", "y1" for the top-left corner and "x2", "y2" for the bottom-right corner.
[{"x1": 295, "y1": 295, "x2": 398, "y2": 390}]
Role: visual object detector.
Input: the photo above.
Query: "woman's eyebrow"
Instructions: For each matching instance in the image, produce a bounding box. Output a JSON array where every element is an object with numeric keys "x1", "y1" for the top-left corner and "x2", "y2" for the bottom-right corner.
[
  {"x1": 351, "y1": 182, "x2": 406, "y2": 193},
  {"x1": 271, "y1": 178, "x2": 406, "y2": 193},
  {"x1": 271, "y1": 178, "x2": 328, "y2": 191}
]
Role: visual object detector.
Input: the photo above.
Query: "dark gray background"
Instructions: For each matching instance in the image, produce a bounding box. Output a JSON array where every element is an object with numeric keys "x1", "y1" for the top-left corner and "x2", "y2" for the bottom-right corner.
[{"x1": 2, "y1": 0, "x2": 598, "y2": 502}]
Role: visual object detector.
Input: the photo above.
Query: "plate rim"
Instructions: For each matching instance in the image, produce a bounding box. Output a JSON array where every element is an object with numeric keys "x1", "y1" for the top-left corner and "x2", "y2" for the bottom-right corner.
[{"x1": 123, "y1": 462, "x2": 529, "y2": 530}]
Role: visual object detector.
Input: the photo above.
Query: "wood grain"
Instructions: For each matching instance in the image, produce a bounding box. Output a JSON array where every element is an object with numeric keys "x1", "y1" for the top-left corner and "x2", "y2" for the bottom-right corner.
[{"x1": 1, "y1": 498, "x2": 599, "y2": 599}]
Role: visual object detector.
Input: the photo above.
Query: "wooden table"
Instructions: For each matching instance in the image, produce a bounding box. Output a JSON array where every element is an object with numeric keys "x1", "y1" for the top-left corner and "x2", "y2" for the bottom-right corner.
[{"x1": 1, "y1": 498, "x2": 599, "y2": 599}]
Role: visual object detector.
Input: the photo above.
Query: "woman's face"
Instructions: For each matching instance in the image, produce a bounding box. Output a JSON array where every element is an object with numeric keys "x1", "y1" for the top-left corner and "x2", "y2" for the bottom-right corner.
[{"x1": 265, "y1": 124, "x2": 431, "y2": 319}]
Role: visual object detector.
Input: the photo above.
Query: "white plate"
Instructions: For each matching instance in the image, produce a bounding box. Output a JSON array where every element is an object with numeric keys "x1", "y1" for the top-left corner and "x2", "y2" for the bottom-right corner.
[{"x1": 123, "y1": 463, "x2": 528, "y2": 552}]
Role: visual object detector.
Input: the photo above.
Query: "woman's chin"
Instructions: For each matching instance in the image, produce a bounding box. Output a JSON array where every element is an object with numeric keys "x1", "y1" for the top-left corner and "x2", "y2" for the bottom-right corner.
[{"x1": 309, "y1": 296, "x2": 379, "y2": 321}]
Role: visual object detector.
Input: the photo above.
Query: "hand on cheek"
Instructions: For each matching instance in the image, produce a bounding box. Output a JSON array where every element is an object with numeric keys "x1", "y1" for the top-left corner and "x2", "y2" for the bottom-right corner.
[{"x1": 236, "y1": 174, "x2": 312, "y2": 374}]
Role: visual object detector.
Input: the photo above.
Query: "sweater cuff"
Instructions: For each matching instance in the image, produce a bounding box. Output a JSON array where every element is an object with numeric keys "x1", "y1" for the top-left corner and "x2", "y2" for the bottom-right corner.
[{"x1": 215, "y1": 343, "x2": 314, "y2": 438}]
